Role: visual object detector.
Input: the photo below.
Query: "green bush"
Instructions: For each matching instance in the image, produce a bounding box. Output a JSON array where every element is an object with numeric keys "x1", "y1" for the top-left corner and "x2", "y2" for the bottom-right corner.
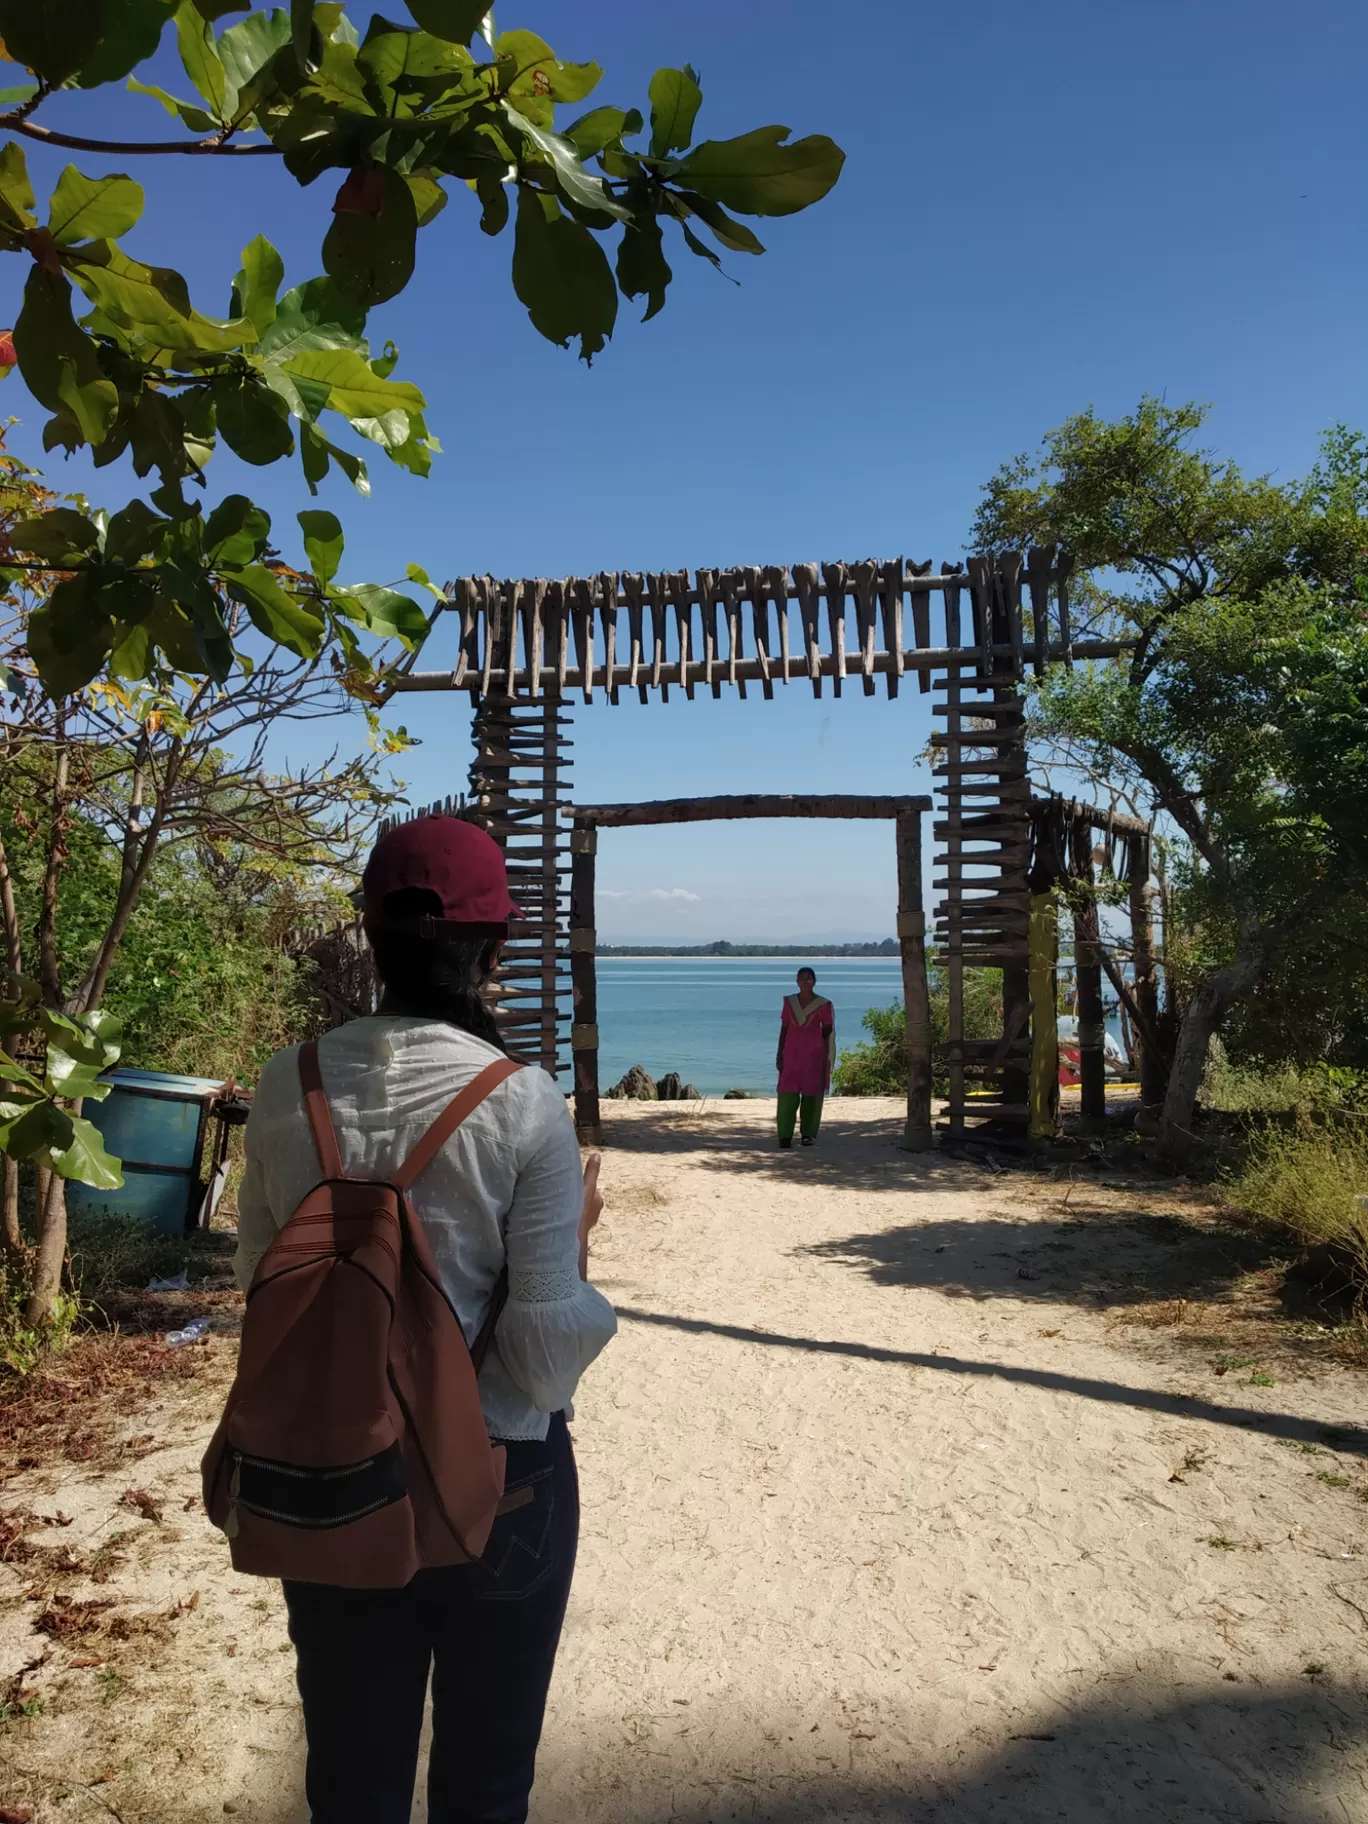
[
  {"x1": 1223, "y1": 1119, "x2": 1368, "y2": 1301},
  {"x1": 833, "y1": 966, "x2": 1002, "y2": 1096},
  {"x1": 1202, "y1": 1044, "x2": 1368, "y2": 1117}
]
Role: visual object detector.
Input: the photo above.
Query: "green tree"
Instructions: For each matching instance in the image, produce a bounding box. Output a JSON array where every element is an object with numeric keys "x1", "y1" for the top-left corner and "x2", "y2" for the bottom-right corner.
[
  {"x1": 0, "y1": 4, "x2": 845, "y2": 1321},
  {"x1": 974, "y1": 402, "x2": 1368, "y2": 1164},
  {"x1": 0, "y1": 443, "x2": 398, "y2": 1322},
  {"x1": 0, "y1": 3, "x2": 844, "y2": 694}
]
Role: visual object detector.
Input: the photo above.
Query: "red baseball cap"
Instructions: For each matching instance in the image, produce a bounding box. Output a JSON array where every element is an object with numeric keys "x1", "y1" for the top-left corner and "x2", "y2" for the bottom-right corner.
[{"x1": 362, "y1": 817, "x2": 521, "y2": 935}]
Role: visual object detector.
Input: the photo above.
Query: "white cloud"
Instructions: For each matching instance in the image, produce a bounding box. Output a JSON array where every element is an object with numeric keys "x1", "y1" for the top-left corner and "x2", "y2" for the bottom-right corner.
[{"x1": 600, "y1": 887, "x2": 702, "y2": 904}]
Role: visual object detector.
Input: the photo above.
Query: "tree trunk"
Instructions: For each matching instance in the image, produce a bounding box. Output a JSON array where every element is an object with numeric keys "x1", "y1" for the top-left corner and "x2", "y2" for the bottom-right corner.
[
  {"x1": 25, "y1": 1166, "x2": 67, "y2": 1327},
  {"x1": 1156, "y1": 941, "x2": 1263, "y2": 1169},
  {"x1": 2, "y1": 1156, "x2": 22, "y2": 1262}
]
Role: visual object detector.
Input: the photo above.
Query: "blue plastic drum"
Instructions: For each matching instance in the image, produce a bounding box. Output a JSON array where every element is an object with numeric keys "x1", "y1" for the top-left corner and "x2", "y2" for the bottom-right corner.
[{"x1": 66, "y1": 1069, "x2": 227, "y2": 1236}]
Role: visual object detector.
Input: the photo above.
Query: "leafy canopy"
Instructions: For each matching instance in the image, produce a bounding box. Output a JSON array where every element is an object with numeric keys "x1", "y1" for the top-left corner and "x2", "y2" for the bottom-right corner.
[{"x1": 0, "y1": 3, "x2": 845, "y2": 698}]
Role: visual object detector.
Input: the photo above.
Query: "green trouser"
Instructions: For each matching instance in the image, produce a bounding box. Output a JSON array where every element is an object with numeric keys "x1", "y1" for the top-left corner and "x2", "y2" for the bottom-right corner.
[{"x1": 777, "y1": 1092, "x2": 823, "y2": 1142}]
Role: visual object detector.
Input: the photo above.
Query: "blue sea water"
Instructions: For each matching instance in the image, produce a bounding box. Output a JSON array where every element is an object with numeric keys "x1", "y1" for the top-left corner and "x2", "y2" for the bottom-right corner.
[
  {"x1": 594, "y1": 957, "x2": 905, "y2": 1097},
  {"x1": 591, "y1": 957, "x2": 1134, "y2": 1097}
]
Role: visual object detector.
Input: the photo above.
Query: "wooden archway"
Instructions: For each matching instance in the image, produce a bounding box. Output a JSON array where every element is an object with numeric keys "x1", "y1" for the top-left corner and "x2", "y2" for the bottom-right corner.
[{"x1": 564, "y1": 793, "x2": 933, "y2": 1150}]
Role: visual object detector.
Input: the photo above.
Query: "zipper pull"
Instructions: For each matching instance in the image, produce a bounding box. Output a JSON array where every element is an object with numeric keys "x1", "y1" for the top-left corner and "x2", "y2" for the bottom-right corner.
[{"x1": 225, "y1": 1454, "x2": 241, "y2": 1539}]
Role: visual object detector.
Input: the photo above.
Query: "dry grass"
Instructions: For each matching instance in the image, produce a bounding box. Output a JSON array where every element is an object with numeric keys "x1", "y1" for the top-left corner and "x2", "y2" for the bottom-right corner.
[
  {"x1": 0, "y1": 1330, "x2": 225, "y2": 1480},
  {"x1": 1223, "y1": 1119, "x2": 1368, "y2": 1301}
]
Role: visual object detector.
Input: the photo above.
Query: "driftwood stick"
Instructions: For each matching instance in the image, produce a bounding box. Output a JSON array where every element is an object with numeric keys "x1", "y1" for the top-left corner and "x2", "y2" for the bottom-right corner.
[
  {"x1": 669, "y1": 571, "x2": 695, "y2": 701},
  {"x1": 647, "y1": 572, "x2": 669, "y2": 698},
  {"x1": 744, "y1": 564, "x2": 773, "y2": 699},
  {"x1": 572, "y1": 577, "x2": 595, "y2": 705},
  {"x1": 720, "y1": 569, "x2": 747, "y2": 700},
  {"x1": 620, "y1": 572, "x2": 646, "y2": 700},
  {"x1": 767, "y1": 564, "x2": 792, "y2": 685},
  {"x1": 850, "y1": 559, "x2": 880, "y2": 698},
  {"x1": 821, "y1": 561, "x2": 848, "y2": 699},
  {"x1": 599, "y1": 571, "x2": 620, "y2": 705},
  {"x1": 791, "y1": 564, "x2": 823, "y2": 697}
]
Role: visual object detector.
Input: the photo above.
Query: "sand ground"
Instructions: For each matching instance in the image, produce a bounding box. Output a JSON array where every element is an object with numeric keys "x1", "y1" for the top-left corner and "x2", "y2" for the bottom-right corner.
[{"x1": 2, "y1": 1097, "x2": 1367, "y2": 1823}]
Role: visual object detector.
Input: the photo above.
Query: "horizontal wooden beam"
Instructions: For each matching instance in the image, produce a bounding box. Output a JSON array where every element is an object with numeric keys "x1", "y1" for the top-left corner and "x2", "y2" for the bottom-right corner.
[
  {"x1": 569, "y1": 793, "x2": 932, "y2": 829},
  {"x1": 1030, "y1": 794, "x2": 1151, "y2": 839},
  {"x1": 391, "y1": 638, "x2": 1130, "y2": 697}
]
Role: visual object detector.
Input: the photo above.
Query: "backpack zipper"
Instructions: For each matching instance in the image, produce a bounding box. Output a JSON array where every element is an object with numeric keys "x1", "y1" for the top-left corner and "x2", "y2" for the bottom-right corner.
[
  {"x1": 233, "y1": 1449, "x2": 382, "y2": 1481},
  {"x1": 226, "y1": 1448, "x2": 398, "y2": 1531},
  {"x1": 226, "y1": 1455, "x2": 241, "y2": 1539}
]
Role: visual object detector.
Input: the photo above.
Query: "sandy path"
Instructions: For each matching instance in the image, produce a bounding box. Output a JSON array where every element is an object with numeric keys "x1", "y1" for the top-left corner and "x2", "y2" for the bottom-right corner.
[{"x1": 2, "y1": 1098, "x2": 1367, "y2": 1822}]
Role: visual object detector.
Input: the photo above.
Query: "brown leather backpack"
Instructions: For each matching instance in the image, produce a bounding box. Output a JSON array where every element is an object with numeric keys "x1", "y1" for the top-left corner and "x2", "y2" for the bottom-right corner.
[{"x1": 202, "y1": 1042, "x2": 528, "y2": 1589}]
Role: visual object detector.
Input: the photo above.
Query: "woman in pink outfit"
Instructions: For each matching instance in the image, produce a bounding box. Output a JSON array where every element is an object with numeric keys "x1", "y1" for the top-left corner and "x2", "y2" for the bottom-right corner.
[{"x1": 775, "y1": 967, "x2": 835, "y2": 1148}]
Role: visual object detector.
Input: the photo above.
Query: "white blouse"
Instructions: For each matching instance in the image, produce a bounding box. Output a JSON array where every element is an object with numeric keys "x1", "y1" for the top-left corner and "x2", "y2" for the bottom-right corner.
[{"x1": 233, "y1": 1016, "x2": 617, "y2": 1441}]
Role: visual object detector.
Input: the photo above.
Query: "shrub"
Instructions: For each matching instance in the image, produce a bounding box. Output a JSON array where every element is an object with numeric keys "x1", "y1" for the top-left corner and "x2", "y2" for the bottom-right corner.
[
  {"x1": 1223, "y1": 1119, "x2": 1368, "y2": 1301},
  {"x1": 832, "y1": 966, "x2": 1002, "y2": 1096}
]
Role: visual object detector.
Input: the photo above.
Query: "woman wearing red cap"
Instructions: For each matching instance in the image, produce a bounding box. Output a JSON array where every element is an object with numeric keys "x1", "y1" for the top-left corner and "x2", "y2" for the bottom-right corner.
[{"x1": 234, "y1": 815, "x2": 616, "y2": 1824}]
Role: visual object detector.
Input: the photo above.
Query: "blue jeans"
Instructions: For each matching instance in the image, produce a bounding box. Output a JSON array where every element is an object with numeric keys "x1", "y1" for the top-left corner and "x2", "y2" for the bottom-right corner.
[{"x1": 282, "y1": 1412, "x2": 578, "y2": 1824}]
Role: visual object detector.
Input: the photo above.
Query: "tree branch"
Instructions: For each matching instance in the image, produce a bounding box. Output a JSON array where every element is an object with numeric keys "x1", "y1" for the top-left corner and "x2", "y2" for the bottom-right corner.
[{"x1": 0, "y1": 116, "x2": 280, "y2": 156}]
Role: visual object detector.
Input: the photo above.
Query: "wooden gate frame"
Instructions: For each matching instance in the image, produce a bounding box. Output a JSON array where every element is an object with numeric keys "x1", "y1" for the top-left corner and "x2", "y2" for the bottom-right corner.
[{"x1": 564, "y1": 793, "x2": 934, "y2": 1151}]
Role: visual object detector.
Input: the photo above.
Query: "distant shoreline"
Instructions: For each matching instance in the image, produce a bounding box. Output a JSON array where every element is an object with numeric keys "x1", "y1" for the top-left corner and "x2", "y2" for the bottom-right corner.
[{"x1": 598, "y1": 942, "x2": 898, "y2": 959}]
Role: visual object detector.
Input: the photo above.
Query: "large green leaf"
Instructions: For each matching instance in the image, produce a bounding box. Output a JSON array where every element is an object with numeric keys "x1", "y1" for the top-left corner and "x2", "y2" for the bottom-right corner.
[
  {"x1": 27, "y1": 572, "x2": 116, "y2": 697},
  {"x1": 218, "y1": 5, "x2": 291, "y2": 96},
  {"x1": 104, "y1": 498, "x2": 167, "y2": 565},
  {"x1": 676, "y1": 190, "x2": 765, "y2": 255},
  {"x1": 224, "y1": 564, "x2": 325, "y2": 655},
  {"x1": 404, "y1": 0, "x2": 489, "y2": 45},
  {"x1": 337, "y1": 582, "x2": 430, "y2": 644},
  {"x1": 678, "y1": 126, "x2": 845, "y2": 217},
  {"x1": 0, "y1": 141, "x2": 35, "y2": 235},
  {"x1": 648, "y1": 66, "x2": 702, "y2": 158},
  {"x1": 75, "y1": 0, "x2": 179, "y2": 88},
  {"x1": 174, "y1": 0, "x2": 231, "y2": 118},
  {"x1": 282, "y1": 346, "x2": 424, "y2": 423},
  {"x1": 204, "y1": 492, "x2": 271, "y2": 566},
  {"x1": 11, "y1": 509, "x2": 103, "y2": 561},
  {"x1": 126, "y1": 77, "x2": 218, "y2": 132},
  {"x1": 14, "y1": 268, "x2": 119, "y2": 447},
  {"x1": 0, "y1": 1098, "x2": 75, "y2": 1165},
  {"x1": 214, "y1": 373, "x2": 295, "y2": 463},
  {"x1": 512, "y1": 189, "x2": 616, "y2": 362},
  {"x1": 500, "y1": 102, "x2": 628, "y2": 221},
  {"x1": 298, "y1": 508, "x2": 343, "y2": 584},
  {"x1": 299, "y1": 421, "x2": 370, "y2": 495},
  {"x1": 259, "y1": 276, "x2": 367, "y2": 362},
  {"x1": 323, "y1": 165, "x2": 418, "y2": 306},
  {"x1": 70, "y1": 246, "x2": 249, "y2": 353},
  {"x1": 230, "y1": 233, "x2": 284, "y2": 336},
  {"x1": 404, "y1": 171, "x2": 448, "y2": 227},
  {"x1": 48, "y1": 166, "x2": 145, "y2": 246},
  {"x1": 357, "y1": 16, "x2": 474, "y2": 113},
  {"x1": 498, "y1": 28, "x2": 600, "y2": 119},
  {"x1": 563, "y1": 105, "x2": 631, "y2": 159},
  {"x1": 0, "y1": 0, "x2": 103, "y2": 83},
  {"x1": 51, "y1": 1115, "x2": 124, "y2": 1189},
  {"x1": 616, "y1": 216, "x2": 672, "y2": 322}
]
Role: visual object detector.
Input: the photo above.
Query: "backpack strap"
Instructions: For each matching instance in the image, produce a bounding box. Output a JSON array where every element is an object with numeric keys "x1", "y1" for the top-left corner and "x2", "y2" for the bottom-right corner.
[
  {"x1": 392, "y1": 1057, "x2": 523, "y2": 1193},
  {"x1": 298, "y1": 1041, "x2": 344, "y2": 1179}
]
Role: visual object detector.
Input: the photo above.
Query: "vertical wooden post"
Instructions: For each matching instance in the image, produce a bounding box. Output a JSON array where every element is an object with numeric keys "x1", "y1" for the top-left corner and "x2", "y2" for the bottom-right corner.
[
  {"x1": 570, "y1": 821, "x2": 601, "y2": 1144},
  {"x1": 1127, "y1": 832, "x2": 1164, "y2": 1106},
  {"x1": 1027, "y1": 890, "x2": 1059, "y2": 1142},
  {"x1": 895, "y1": 811, "x2": 933, "y2": 1150},
  {"x1": 1069, "y1": 814, "x2": 1107, "y2": 1133}
]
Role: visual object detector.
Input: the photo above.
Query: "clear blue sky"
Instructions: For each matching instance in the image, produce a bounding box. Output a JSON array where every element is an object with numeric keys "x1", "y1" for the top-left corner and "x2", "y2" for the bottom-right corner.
[{"x1": 8, "y1": 1, "x2": 1365, "y2": 938}]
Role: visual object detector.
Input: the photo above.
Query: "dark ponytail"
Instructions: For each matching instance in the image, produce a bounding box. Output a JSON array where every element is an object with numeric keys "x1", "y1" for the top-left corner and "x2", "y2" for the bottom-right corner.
[{"x1": 369, "y1": 888, "x2": 509, "y2": 1054}]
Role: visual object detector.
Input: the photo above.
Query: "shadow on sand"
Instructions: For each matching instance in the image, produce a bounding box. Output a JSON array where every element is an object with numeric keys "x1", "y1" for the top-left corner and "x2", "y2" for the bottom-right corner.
[
  {"x1": 225, "y1": 1682, "x2": 1368, "y2": 1823},
  {"x1": 615, "y1": 1305, "x2": 1368, "y2": 1457}
]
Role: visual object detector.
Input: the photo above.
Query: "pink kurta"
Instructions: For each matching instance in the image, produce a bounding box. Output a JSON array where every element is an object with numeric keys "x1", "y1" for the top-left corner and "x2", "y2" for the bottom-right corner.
[{"x1": 777, "y1": 994, "x2": 833, "y2": 1096}]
